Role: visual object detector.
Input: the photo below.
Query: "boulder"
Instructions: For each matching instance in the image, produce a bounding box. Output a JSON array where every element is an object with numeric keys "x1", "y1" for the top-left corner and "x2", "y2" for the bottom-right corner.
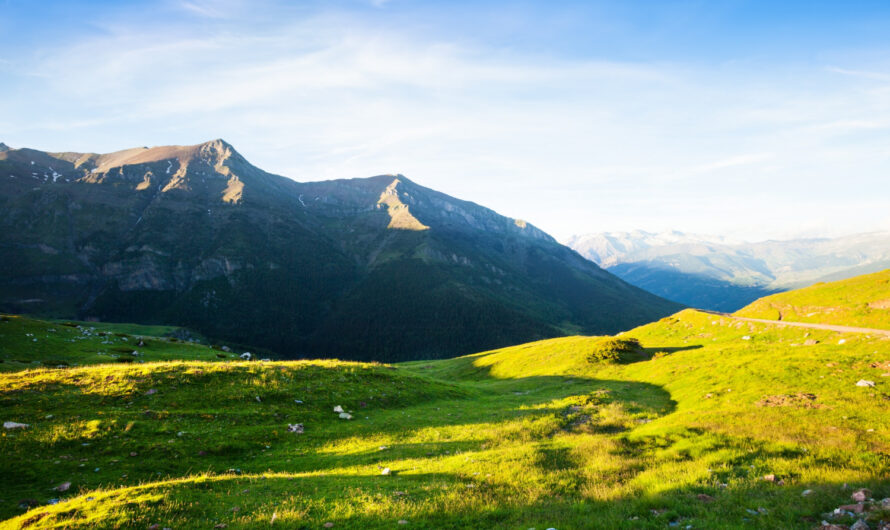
[
  {"x1": 855, "y1": 380, "x2": 876, "y2": 388},
  {"x1": 851, "y1": 489, "x2": 871, "y2": 502},
  {"x1": 3, "y1": 421, "x2": 28, "y2": 429}
]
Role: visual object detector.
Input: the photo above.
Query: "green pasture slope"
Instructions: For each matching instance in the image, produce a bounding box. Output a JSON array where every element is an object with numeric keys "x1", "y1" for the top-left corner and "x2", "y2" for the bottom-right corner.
[
  {"x1": 0, "y1": 306, "x2": 889, "y2": 528},
  {"x1": 0, "y1": 314, "x2": 233, "y2": 371},
  {"x1": 736, "y1": 268, "x2": 890, "y2": 330}
]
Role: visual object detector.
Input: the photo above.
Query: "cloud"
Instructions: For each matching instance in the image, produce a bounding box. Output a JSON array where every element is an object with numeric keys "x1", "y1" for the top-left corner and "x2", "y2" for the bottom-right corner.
[{"x1": 2, "y1": 2, "x2": 889, "y2": 241}]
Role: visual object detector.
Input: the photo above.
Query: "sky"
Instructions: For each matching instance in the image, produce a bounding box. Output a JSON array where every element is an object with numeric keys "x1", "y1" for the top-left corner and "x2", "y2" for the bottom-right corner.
[{"x1": 1, "y1": 0, "x2": 890, "y2": 242}]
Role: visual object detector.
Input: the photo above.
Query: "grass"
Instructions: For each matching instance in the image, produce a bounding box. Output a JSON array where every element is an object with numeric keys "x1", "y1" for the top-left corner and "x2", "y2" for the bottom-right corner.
[
  {"x1": 735, "y1": 268, "x2": 890, "y2": 329},
  {"x1": 0, "y1": 314, "x2": 232, "y2": 372},
  {"x1": 1, "y1": 309, "x2": 889, "y2": 528}
]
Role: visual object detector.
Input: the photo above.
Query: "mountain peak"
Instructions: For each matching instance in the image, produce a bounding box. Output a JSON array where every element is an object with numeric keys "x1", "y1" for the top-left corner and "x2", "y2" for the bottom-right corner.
[{"x1": 0, "y1": 142, "x2": 9, "y2": 152}]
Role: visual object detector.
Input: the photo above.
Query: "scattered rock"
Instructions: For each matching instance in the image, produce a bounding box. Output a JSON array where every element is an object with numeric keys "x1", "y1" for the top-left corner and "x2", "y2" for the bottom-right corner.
[
  {"x1": 851, "y1": 488, "x2": 871, "y2": 502},
  {"x1": 294, "y1": 400, "x2": 304, "y2": 404},
  {"x1": 381, "y1": 468, "x2": 392, "y2": 475},
  {"x1": 804, "y1": 339, "x2": 819, "y2": 346},
  {"x1": 850, "y1": 520, "x2": 870, "y2": 530},
  {"x1": 54, "y1": 482, "x2": 71, "y2": 492},
  {"x1": 882, "y1": 497, "x2": 890, "y2": 509},
  {"x1": 855, "y1": 380, "x2": 876, "y2": 388},
  {"x1": 324, "y1": 523, "x2": 334, "y2": 528},
  {"x1": 129, "y1": 452, "x2": 138, "y2": 457},
  {"x1": 18, "y1": 499, "x2": 39, "y2": 509},
  {"x1": 214, "y1": 525, "x2": 227, "y2": 529},
  {"x1": 339, "y1": 412, "x2": 353, "y2": 420},
  {"x1": 287, "y1": 423, "x2": 304, "y2": 434},
  {"x1": 838, "y1": 339, "x2": 847, "y2": 345},
  {"x1": 255, "y1": 396, "x2": 262, "y2": 403},
  {"x1": 144, "y1": 389, "x2": 157, "y2": 396},
  {"x1": 398, "y1": 521, "x2": 408, "y2": 525},
  {"x1": 3, "y1": 421, "x2": 29, "y2": 429},
  {"x1": 763, "y1": 474, "x2": 776, "y2": 482},
  {"x1": 240, "y1": 352, "x2": 251, "y2": 360},
  {"x1": 742, "y1": 336, "x2": 752, "y2": 341},
  {"x1": 838, "y1": 503, "x2": 865, "y2": 514},
  {"x1": 802, "y1": 489, "x2": 813, "y2": 496},
  {"x1": 696, "y1": 494, "x2": 715, "y2": 502},
  {"x1": 333, "y1": 405, "x2": 344, "y2": 413},
  {"x1": 148, "y1": 525, "x2": 160, "y2": 530},
  {"x1": 757, "y1": 393, "x2": 819, "y2": 408},
  {"x1": 221, "y1": 345, "x2": 231, "y2": 352}
]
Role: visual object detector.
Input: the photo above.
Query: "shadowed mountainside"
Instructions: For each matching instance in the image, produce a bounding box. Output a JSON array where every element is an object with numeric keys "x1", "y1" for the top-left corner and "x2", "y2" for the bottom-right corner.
[{"x1": 0, "y1": 140, "x2": 681, "y2": 361}]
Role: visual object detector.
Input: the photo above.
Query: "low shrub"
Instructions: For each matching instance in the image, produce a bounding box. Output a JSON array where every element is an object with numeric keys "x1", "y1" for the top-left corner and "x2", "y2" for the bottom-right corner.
[{"x1": 586, "y1": 337, "x2": 641, "y2": 363}]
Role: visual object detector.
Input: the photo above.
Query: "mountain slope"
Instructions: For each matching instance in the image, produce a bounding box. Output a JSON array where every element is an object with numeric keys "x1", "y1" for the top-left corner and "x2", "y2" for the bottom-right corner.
[
  {"x1": 567, "y1": 230, "x2": 890, "y2": 311},
  {"x1": 2, "y1": 309, "x2": 888, "y2": 528},
  {"x1": 735, "y1": 268, "x2": 890, "y2": 329},
  {"x1": 0, "y1": 140, "x2": 680, "y2": 361}
]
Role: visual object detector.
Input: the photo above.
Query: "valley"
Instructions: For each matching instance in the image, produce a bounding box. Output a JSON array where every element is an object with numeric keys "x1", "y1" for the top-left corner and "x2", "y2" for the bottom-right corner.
[{"x1": 568, "y1": 231, "x2": 890, "y2": 312}]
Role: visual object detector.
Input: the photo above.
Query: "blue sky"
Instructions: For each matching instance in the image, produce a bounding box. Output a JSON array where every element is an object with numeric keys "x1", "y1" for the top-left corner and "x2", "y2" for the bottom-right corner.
[{"x1": 2, "y1": 0, "x2": 890, "y2": 241}]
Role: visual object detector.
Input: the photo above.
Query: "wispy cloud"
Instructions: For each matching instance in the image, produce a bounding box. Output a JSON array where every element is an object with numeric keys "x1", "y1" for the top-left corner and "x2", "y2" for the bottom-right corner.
[{"x1": 2, "y1": 2, "x2": 889, "y2": 241}]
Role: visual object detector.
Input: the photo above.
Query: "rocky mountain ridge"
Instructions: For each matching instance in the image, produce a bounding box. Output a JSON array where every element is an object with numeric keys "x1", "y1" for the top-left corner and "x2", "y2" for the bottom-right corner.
[{"x1": 0, "y1": 140, "x2": 680, "y2": 361}]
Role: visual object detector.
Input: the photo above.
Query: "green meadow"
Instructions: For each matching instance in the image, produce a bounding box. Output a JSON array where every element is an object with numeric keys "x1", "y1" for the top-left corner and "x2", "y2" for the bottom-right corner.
[
  {"x1": 1, "y1": 306, "x2": 888, "y2": 528},
  {"x1": 736, "y1": 269, "x2": 890, "y2": 329}
]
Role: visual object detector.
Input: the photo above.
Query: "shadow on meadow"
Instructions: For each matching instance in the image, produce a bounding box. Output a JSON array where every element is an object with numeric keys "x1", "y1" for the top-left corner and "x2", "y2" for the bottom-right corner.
[
  {"x1": 5, "y1": 460, "x2": 888, "y2": 529},
  {"x1": 0, "y1": 359, "x2": 677, "y2": 521}
]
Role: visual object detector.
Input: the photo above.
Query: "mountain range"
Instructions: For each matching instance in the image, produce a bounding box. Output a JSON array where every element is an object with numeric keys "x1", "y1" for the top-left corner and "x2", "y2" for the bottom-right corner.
[
  {"x1": 567, "y1": 230, "x2": 890, "y2": 311},
  {"x1": 0, "y1": 139, "x2": 680, "y2": 361}
]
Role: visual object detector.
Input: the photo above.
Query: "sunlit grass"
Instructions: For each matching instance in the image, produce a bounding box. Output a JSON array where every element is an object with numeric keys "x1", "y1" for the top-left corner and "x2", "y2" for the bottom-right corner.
[{"x1": 1, "y1": 309, "x2": 889, "y2": 528}]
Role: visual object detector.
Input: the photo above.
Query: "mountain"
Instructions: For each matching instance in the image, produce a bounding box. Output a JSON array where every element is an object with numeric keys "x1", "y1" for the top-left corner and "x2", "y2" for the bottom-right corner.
[
  {"x1": 0, "y1": 140, "x2": 681, "y2": 361},
  {"x1": 735, "y1": 268, "x2": 890, "y2": 329},
  {"x1": 567, "y1": 230, "x2": 890, "y2": 312}
]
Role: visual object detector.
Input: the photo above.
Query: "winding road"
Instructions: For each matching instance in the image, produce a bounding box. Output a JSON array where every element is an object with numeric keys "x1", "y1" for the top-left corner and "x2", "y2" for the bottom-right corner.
[{"x1": 695, "y1": 309, "x2": 890, "y2": 337}]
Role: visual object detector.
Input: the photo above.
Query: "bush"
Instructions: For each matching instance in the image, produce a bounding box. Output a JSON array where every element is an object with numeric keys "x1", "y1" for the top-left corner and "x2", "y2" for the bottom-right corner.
[{"x1": 586, "y1": 337, "x2": 641, "y2": 363}]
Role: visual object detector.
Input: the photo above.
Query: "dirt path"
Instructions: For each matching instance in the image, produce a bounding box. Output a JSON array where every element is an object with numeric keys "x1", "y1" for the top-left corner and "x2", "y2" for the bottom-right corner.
[{"x1": 695, "y1": 310, "x2": 890, "y2": 337}]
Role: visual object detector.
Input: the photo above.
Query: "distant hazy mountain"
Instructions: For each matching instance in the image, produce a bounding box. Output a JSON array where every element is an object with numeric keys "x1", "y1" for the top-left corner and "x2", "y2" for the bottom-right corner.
[
  {"x1": 567, "y1": 230, "x2": 890, "y2": 311},
  {"x1": 0, "y1": 140, "x2": 680, "y2": 361}
]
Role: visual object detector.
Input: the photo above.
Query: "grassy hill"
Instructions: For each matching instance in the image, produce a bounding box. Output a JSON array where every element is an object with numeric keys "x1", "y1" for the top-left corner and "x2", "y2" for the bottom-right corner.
[
  {"x1": 1, "y1": 309, "x2": 889, "y2": 528},
  {"x1": 0, "y1": 315, "x2": 237, "y2": 371},
  {"x1": 735, "y1": 269, "x2": 890, "y2": 329}
]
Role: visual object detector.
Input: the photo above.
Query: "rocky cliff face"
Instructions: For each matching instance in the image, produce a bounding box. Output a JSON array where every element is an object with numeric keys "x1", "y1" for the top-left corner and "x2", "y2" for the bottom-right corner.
[{"x1": 0, "y1": 140, "x2": 680, "y2": 361}]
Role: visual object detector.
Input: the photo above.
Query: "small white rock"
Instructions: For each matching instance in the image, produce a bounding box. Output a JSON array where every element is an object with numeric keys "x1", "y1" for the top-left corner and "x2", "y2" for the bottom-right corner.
[
  {"x1": 333, "y1": 405, "x2": 344, "y2": 413},
  {"x1": 856, "y1": 380, "x2": 876, "y2": 387},
  {"x1": 381, "y1": 467, "x2": 391, "y2": 475},
  {"x1": 339, "y1": 412, "x2": 353, "y2": 420},
  {"x1": 3, "y1": 421, "x2": 28, "y2": 429}
]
